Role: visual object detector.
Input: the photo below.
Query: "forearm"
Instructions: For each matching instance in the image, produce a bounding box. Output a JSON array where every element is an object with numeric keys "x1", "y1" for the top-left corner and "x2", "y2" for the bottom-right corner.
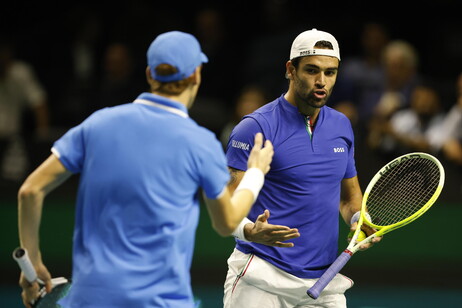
[
  {"x1": 229, "y1": 189, "x2": 255, "y2": 227},
  {"x1": 206, "y1": 167, "x2": 264, "y2": 236},
  {"x1": 340, "y1": 176, "x2": 363, "y2": 225},
  {"x1": 227, "y1": 167, "x2": 243, "y2": 194},
  {"x1": 228, "y1": 167, "x2": 253, "y2": 235},
  {"x1": 205, "y1": 188, "x2": 255, "y2": 237},
  {"x1": 18, "y1": 185, "x2": 45, "y2": 264},
  {"x1": 227, "y1": 168, "x2": 264, "y2": 232},
  {"x1": 340, "y1": 199, "x2": 360, "y2": 226},
  {"x1": 17, "y1": 155, "x2": 71, "y2": 263}
]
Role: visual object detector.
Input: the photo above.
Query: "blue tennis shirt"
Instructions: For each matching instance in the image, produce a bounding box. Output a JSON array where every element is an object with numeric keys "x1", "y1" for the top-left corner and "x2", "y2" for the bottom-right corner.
[
  {"x1": 226, "y1": 94, "x2": 357, "y2": 279},
  {"x1": 54, "y1": 92, "x2": 229, "y2": 307}
]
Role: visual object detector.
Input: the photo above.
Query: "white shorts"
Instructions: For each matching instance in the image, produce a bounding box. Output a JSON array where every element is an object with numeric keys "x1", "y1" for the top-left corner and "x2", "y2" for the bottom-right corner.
[{"x1": 223, "y1": 248, "x2": 354, "y2": 308}]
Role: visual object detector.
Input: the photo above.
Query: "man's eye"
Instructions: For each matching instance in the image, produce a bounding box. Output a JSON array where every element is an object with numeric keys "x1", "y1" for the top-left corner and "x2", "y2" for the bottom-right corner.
[{"x1": 325, "y1": 70, "x2": 336, "y2": 76}]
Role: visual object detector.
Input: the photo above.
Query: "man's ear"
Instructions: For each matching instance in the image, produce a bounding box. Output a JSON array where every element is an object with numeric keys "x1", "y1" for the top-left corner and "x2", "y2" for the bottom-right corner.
[
  {"x1": 146, "y1": 66, "x2": 157, "y2": 90},
  {"x1": 285, "y1": 61, "x2": 295, "y2": 80},
  {"x1": 190, "y1": 65, "x2": 202, "y2": 85},
  {"x1": 146, "y1": 66, "x2": 153, "y2": 82}
]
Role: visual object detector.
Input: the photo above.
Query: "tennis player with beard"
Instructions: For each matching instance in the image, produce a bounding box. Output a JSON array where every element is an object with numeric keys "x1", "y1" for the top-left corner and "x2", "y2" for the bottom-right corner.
[{"x1": 224, "y1": 29, "x2": 380, "y2": 307}]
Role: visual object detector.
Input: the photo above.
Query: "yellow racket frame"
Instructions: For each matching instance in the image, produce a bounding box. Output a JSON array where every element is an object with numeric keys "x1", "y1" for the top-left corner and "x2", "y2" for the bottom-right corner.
[{"x1": 359, "y1": 152, "x2": 445, "y2": 237}]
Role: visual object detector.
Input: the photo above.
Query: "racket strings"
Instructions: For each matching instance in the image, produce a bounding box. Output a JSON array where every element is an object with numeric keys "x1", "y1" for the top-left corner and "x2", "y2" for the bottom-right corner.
[
  {"x1": 371, "y1": 161, "x2": 438, "y2": 222},
  {"x1": 366, "y1": 158, "x2": 440, "y2": 226}
]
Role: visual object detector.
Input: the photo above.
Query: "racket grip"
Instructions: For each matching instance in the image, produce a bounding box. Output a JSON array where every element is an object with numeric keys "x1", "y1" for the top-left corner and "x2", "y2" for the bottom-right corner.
[
  {"x1": 13, "y1": 247, "x2": 38, "y2": 283},
  {"x1": 307, "y1": 250, "x2": 352, "y2": 299}
]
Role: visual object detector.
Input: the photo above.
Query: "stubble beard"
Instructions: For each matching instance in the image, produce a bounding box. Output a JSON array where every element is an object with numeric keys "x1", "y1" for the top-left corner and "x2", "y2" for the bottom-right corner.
[
  {"x1": 293, "y1": 74, "x2": 331, "y2": 114},
  {"x1": 295, "y1": 88, "x2": 330, "y2": 114}
]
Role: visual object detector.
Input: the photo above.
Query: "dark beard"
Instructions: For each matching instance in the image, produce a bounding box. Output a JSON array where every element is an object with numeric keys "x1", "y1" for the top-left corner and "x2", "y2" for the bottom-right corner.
[{"x1": 295, "y1": 89, "x2": 329, "y2": 113}]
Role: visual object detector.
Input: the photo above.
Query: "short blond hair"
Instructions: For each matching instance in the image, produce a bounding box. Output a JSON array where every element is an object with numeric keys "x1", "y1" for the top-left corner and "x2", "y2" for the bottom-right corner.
[{"x1": 150, "y1": 64, "x2": 193, "y2": 95}]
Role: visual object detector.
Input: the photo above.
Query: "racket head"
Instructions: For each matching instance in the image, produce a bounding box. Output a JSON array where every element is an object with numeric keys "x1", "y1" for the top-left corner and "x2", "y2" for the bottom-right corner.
[{"x1": 361, "y1": 152, "x2": 445, "y2": 236}]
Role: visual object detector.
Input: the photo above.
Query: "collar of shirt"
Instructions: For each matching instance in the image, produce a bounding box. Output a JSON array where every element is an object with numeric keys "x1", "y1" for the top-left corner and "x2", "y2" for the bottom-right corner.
[
  {"x1": 133, "y1": 92, "x2": 189, "y2": 118},
  {"x1": 278, "y1": 93, "x2": 326, "y2": 128}
]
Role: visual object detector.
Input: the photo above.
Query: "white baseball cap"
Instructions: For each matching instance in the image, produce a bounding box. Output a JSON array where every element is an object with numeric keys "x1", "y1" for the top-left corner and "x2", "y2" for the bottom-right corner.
[{"x1": 289, "y1": 28, "x2": 340, "y2": 61}]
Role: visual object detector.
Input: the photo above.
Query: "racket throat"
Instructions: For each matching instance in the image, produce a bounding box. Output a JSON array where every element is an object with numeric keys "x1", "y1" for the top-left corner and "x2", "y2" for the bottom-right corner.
[{"x1": 343, "y1": 249, "x2": 353, "y2": 256}]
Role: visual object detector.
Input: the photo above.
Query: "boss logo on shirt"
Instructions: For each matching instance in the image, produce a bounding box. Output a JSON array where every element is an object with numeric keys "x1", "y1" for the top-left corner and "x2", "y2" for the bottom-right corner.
[
  {"x1": 231, "y1": 140, "x2": 250, "y2": 151},
  {"x1": 333, "y1": 147, "x2": 345, "y2": 153}
]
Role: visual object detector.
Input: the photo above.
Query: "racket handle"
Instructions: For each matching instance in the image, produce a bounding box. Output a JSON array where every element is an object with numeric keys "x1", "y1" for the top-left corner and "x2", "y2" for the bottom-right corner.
[
  {"x1": 307, "y1": 250, "x2": 352, "y2": 299},
  {"x1": 13, "y1": 247, "x2": 38, "y2": 283}
]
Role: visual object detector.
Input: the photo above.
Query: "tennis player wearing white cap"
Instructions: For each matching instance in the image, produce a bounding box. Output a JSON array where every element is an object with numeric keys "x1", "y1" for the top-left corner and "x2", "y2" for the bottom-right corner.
[
  {"x1": 223, "y1": 29, "x2": 381, "y2": 307},
  {"x1": 17, "y1": 31, "x2": 275, "y2": 308}
]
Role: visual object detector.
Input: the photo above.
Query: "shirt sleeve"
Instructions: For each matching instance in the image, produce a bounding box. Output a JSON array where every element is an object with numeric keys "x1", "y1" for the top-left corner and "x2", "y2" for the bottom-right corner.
[
  {"x1": 198, "y1": 136, "x2": 230, "y2": 199},
  {"x1": 225, "y1": 116, "x2": 263, "y2": 171},
  {"x1": 51, "y1": 122, "x2": 87, "y2": 174},
  {"x1": 344, "y1": 120, "x2": 357, "y2": 179}
]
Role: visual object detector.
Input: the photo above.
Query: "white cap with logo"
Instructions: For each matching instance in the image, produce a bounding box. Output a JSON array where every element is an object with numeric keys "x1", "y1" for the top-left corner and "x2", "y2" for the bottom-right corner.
[{"x1": 289, "y1": 28, "x2": 340, "y2": 61}]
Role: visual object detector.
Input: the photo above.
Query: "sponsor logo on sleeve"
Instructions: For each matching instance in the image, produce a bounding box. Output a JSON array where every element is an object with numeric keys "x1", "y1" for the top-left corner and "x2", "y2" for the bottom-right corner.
[{"x1": 231, "y1": 140, "x2": 250, "y2": 151}]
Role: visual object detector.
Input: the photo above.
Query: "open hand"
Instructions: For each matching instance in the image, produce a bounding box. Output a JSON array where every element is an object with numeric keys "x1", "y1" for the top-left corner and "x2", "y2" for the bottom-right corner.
[{"x1": 245, "y1": 210, "x2": 300, "y2": 247}]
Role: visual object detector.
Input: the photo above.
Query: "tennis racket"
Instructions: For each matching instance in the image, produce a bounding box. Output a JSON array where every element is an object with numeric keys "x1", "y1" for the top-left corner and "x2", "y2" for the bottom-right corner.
[
  {"x1": 13, "y1": 247, "x2": 71, "y2": 308},
  {"x1": 307, "y1": 152, "x2": 445, "y2": 299}
]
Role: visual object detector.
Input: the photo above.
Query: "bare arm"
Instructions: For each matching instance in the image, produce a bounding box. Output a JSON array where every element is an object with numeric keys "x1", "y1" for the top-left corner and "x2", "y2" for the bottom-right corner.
[
  {"x1": 339, "y1": 176, "x2": 363, "y2": 225},
  {"x1": 204, "y1": 185, "x2": 255, "y2": 236},
  {"x1": 204, "y1": 133, "x2": 273, "y2": 236},
  {"x1": 227, "y1": 167, "x2": 244, "y2": 195},
  {"x1": 18, "y1": 154, "x2": 72, "y2": 306},
  {"x1": 19, "y1": 154, "x2": 72, "y2": 260}
]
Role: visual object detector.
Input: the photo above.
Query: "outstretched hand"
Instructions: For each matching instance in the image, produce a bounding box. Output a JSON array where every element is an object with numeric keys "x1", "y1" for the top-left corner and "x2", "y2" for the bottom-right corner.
[{"x1": 244, "y1": 210, "x2": 300, "y2": 247}]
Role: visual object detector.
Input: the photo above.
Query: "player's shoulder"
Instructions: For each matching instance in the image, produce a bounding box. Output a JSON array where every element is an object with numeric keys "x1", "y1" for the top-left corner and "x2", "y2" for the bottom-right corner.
[
  {"x1": 243, "y1": 97, "x2": 283, "y2": 127},
  {"x1": 87, "y1": 103, "x2": 132, "y2": 120},
  {"x1": 324, "y1": 106, "x2": 352, "y2": 125},
  {"x1": 189, "y1": 120, "x2": 218, "y2": 140},
  {"x1": 253, "y1": 97, "x2": 281, "y2": 116},
  {"x1": 172, "y1": 116, "x2": 222, "y2": 150}
]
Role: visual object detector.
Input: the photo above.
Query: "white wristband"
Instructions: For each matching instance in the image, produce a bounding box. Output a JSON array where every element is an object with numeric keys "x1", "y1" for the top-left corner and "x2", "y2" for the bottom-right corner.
[
  {"x1": 350, "y1": 211, "x2": 371, "y2": 225},
  {"x1": 232, "y1": 217, "x2": 253, "y2": 242},
  {"x1": 234, "y1": 168, "x2": 264, "y2": 202}
]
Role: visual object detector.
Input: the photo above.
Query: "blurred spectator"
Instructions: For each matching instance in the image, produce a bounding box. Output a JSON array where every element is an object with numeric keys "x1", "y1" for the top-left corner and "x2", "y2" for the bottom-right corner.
[
  {"x1": 219, "y1": 85, "x2": 268, "y2": 148},
  {"x1": 429, "y1": 72, "x2": 462, "y2": 166},
  {"x1": 341, "y1": 39, "x2": 421, "y2": 137},
  {"x1": 367, "y1": 83, "x2": 444, "y2": 156},
  {"x1": 93, "y1": 42, "x2": 144, "y2": 110},
  {"x1": 332, "y1": 22, "x2": 390, "y2": 128},
  {"x1": 0, "y1": 39, "x2": 50, "y2": 180},
  {"x1": 371, "y1": 40, "x2": 421, "y2": 120}
]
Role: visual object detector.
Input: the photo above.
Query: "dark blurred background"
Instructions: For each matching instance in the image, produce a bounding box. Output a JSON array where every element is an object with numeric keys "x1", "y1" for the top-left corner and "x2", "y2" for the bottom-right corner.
[{"x1": 1, "y1": 0, "x2": 461, "y2": 307}]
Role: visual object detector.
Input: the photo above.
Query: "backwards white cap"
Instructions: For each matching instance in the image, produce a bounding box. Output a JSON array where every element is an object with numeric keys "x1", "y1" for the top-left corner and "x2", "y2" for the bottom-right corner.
[{"x1": 289, "y1": 28, "x2": 340, "y2": 61}]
